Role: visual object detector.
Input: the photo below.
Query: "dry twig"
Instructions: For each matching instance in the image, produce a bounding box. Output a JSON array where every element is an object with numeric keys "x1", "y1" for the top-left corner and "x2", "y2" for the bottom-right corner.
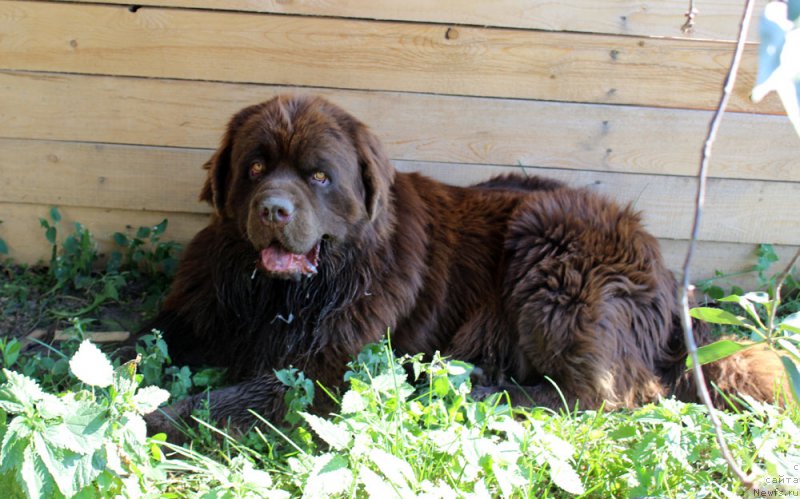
[
  {"x1": 678, "y1": 0, "x2": 759, "y2": 489},
  {"x1": 682, "y1": 0, "x2": 699, "y2": 33},
  {"x1": 768, "y1": 248, "x2": 800, "y2": 333}
]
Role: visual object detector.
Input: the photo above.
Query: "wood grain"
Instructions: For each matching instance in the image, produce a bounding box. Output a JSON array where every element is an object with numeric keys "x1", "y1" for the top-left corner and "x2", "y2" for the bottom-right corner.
[
  {"x1": 1, "y1": 202, "x2": 793, "y2": 286},
  {"x1": 1, "y1": 72, "x2": 796, "y2": 183},
  {"x1": 0, "y1": 203, "x2": 209, "y2": 264},
  {"x1": 0, "y1": 139, "x2": 210, "y2": 214},
  {"x1": 67, "y1": 0, "x2": 768, "y2": 42},
  {"x1": 0, "y1": 1, "x2": 781, "y2": 113},
  {"x1": 1, "y1": 139, "x2": 798, "y2": 246}
]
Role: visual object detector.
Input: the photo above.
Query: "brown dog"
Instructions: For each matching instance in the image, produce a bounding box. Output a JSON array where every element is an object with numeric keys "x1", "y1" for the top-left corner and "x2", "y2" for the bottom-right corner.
[{"x1": 144, "y1": 95, "x2": 783, "y2": 437}]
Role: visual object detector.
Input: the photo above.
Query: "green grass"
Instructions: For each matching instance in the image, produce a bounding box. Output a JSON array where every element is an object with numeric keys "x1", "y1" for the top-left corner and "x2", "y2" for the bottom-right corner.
[
  {"x1": 1, "y1": 335, "x2": 799, "y2": 497},
  {"x1": 0, "y1": 214, "x2": 799, "y2": 497}
]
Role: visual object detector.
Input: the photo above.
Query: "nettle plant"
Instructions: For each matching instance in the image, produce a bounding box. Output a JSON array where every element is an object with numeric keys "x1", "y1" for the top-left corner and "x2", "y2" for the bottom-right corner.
[
  {"x1": 0, "y1": 341, "x2": 169, "y2": 497},
  {"x1": 268, "y1": 342, "x2": 586, "y2": 497},
  {"x1": 690, "y1": 0, "x2": 800, "y2": 403},
  {"x1": 690, "y1": 288, "x2": 800, "y2": 402}
]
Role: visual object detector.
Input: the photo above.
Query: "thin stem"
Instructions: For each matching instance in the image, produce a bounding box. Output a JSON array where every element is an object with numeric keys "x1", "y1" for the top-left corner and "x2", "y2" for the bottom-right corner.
[
  {"x1": 679, "y1": 0, "x2": 758, "y2": 489},
  {"x1": 682, "y1": 0, "x2": 699, "y2": 33},
  {"x1": 768, "y1": 248, "x2": 800, "y2": 335}
]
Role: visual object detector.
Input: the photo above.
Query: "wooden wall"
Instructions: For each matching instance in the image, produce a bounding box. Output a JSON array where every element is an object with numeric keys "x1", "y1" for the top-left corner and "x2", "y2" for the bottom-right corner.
[{"x1": 0, "y1": 0, "x2": 797, "y2": 285}]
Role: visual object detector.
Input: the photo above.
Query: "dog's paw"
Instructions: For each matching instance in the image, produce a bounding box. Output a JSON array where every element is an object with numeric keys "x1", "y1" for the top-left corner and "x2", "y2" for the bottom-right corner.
[
  {"x1": 144, "y1": 398, "x2": 194, "y2": 444},
  {"x1": 469, "y1": 384, "x2": 503, "y2": 402}
]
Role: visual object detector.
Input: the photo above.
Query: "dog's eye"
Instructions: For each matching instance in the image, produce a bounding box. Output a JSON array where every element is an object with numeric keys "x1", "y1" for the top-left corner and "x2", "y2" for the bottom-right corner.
[
  {"x1": 249, "y1": 161, "x2": 265, "y2": 179},
  {"x1": 311, "y1": 171, "x2": 329, "y2": 185}
]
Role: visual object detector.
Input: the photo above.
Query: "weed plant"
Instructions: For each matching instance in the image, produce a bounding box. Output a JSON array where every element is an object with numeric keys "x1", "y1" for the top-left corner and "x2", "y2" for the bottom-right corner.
[{"x1": 0, "y1": 213, "x2": 798, "y2": 497}]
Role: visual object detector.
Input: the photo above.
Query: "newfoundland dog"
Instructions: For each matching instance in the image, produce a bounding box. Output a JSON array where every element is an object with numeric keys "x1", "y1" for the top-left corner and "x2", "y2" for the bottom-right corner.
[{"x1": 144, "y1": 94, "x2": 783, "y2": 437}]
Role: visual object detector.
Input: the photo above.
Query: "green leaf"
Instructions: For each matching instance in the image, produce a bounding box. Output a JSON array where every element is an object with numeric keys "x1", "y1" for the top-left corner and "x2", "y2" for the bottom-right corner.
[
  {"x1": 742, "y1": 291, "x2": 770, "y2": 304},
  {"x1": 371, "y1": 373, "x2": 414, "y2": 400},
  {"x1": 20, "y1": 444, "x2": 50, "y2": 499},
  {"x1": 369, "y1": 449, "x2": 415, "y2": 489},
  {"x1": 432, "y1": 375, "x2": 450, "y2": 397},
  {"x1": 45, "y1": 226, "x2": 57, "y2": 245},
  {"x1": 42, "y1": 400, "x2": 107, "y2": 455},
  {"x1": 687, "y1": 339, "x2": 757, "y2": 369},
  {"x1": 549, "y1": 457, "x2": 585, "y2": 495},
  {"x1": 102, "y1": 278, "x2": 119, "y2": 302},
  {"x1": 2, "y1": 339, "x2": 22, "y2": 368},
  {"x1": 0, "y1": 369, "x2": 46, "y2": 413},
  {"x1": 34, "y1": 432, "x2": 101, "y2": 497},
  {"x1": 36, "y1": 393, "x2": 68, "y2": 420},
  {"x1": 778, "y1": 339, "x2": 800, "y2": 363},
  {"x1": 192, "y1": 367, "x2": 225, "y2": 388},
  {"x1": 136, "y1": 226, "x2": 151, "y2": 239},
  {"x1": 0, "y1": 239, "x2": 7, "y2": 255},
  {"x1": 133, "y1": 386, "x2": 170, "y2": 415},
  {"x1": 153, "y1": 219, "x2": 168, "y2": 237},
  {"x1": 689, "y1": 307, "x2": 745, "y2": 326},
  {"x1": 113, "y1": 359, "x2": 140, "y2": 397},
  {"x1": 359, "y1": 466, "x2": 400, "y2": 499},
  {"x1": 0, "y1": 418, "x2": 31, "y2": 472},
  {"x1": 304, "y1": 454, "x2": 352, "y2": 497},
  {"x1": 779, "y1": 312, "x2": 800, "y2": 334},
  {"x1": 703, "y1": 285, "x2": 725, "y2": 300},
  {"x1": 609, "y1": 424, "x2": 637, "y2": 440},
  {"x1": 274, "y1": 367, "x2": 299, "y2": 387},
  {"x1": 727, "y1": 295, "x2": 767, "y2": 325},
  {"x1": 49, "y1": 207, "x2": 62, "y2": 223},
  {"x1": 340, "y1": 390, "x2": 366, "y2": 415},
  {"x1": 780, "y1": 357, "x2": 800, "y2": 404},
  {"x1": 300, "y1": 413, "x2": 351, "y2": 450},
  {"x1": 69, "y1": 341, "x2": 114, "y2": 388},
  {"x1": 492, "y1": 462, "x2": 515, "y2": 498},
  {"x1": 112, "y1": 232, "x2": 128, "y2": 247},
  {"x1": 119, "y1": 412, "x2": 147, "y2": 445},
  {"x1": 240, "y1": 459, "x2": 275, "y2": 490},
  {"x1": 756, "y1": 244, "x2": 779, "y2": 273}
]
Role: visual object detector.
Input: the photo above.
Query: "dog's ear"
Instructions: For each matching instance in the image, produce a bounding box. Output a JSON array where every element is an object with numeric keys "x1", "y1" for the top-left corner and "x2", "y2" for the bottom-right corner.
[
  {"x1": 200, "y1": 104, "x2": 261, "y2": 215},
  {"x1": 354, "y1": 123, "x2": 395, "y2": 221},
  {"x1": 198, "y1": 137, "x2": 232, "y2": 215}
]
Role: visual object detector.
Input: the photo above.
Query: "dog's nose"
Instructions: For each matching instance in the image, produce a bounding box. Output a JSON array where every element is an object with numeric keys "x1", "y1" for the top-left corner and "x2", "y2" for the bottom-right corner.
[{"x1": 261, "y1": 196, "x2": 295, "y2": 225}]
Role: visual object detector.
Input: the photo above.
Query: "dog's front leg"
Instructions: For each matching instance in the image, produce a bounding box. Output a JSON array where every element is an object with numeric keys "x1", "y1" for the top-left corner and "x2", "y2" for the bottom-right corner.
[{"x1": 145, "y1": 373, "x2": 289, "y2": 443}]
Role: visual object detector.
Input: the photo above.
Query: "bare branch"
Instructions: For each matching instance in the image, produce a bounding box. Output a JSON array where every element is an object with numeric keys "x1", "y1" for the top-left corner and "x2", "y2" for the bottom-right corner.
[
  {"x1": 768, "y1": 248, "x2": 800, "y2": 333},
  {"x1": 678, "y1": 0, "x2": 759, "y2": 489},
  {"x1": 773, "y1": 248, "x2": 800, "y2": 295},
  {"x1": 682, "y1": 0, "x2": 699, "y2": 33}
]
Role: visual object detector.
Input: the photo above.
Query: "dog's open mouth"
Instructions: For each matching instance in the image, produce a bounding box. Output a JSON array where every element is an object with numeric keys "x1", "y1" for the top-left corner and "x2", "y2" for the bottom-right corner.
[{"x1": 259, "y1": 242, "x2": 320, "y2": 277}]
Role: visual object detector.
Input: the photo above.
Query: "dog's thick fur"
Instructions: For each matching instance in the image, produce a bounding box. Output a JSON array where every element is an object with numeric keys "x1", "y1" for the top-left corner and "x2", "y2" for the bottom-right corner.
[{"x1": 145, "y1": 95, "x2": 784, "y2": 437}]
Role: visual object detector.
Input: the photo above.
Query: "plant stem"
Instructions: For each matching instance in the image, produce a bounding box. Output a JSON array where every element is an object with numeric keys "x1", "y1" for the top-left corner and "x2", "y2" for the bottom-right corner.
[
  {"x1": 682, "y1": 0, "x2": 699, "y2": 33},
  {"x1": 678, "y1": 0, "x2": 758, "y2": 489},
  {"x1": 768, "y1": 248, "x2": 800, "y2": 335}
]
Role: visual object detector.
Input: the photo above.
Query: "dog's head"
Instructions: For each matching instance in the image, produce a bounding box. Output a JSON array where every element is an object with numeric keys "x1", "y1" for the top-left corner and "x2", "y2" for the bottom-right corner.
[{"x1": 200, "y1": 95, "x2": 395, "y2": 279}]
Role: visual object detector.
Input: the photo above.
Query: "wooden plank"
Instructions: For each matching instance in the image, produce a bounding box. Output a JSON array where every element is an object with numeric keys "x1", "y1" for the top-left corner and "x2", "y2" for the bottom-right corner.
[
  {"x1": 1, "y1": 202, "x2": 794, "y2": 286},
  {"x1": 0, "y1": 139, "x2": 210, "y2": 214},
  {"x1": 1, "y1": 139, "x2": 798, "y2": 246},
  {"x1": 1, "y1": 72, "x2": 796, "y2": 183},
  {"x1": 0, "y1": 203, "x2": 209, "y2": 265},
  {"x1": 657, "y1": 239, "x2": 800, "y2": 291},
  {"x1": 26, "y1": 329, "x2": 130, "y2": 344},
  {"x1": 0, "y1": 1, "x2": 782, "y2": 113},
  {"x1": 401, "y1": 162, "x2": 798, "y2": 246},
  {"x1": 65, "y1": 0, "x2": 768, "y2": 43}
]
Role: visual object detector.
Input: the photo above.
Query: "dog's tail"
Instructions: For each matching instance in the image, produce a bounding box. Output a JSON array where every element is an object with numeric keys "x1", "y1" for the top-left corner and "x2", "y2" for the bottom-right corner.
[{"x1": 669, "y1": 324, "x2": 789, "y2": 407}]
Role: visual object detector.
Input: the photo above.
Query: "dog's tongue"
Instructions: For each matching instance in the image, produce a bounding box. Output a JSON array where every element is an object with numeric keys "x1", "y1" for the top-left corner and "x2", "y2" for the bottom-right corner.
[{"x1": 260, "y1": 243, "x2": 319, "y2": 275}]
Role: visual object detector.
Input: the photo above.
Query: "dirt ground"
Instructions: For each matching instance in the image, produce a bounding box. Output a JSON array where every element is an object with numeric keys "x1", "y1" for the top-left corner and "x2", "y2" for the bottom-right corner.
[{"x1": 0, "y1": 263, "x2": 159, "y2": 342}]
